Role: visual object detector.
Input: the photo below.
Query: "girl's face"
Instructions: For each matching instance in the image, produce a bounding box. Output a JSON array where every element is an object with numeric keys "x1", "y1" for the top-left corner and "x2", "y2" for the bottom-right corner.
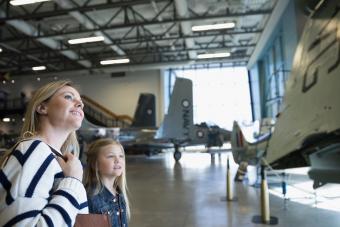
[
  {"x1": 40, "y1": 86, "x2": 84, "y2": 131},
  {"x1": 97, "y1": 144, "x2": 125, "y2": 179}
]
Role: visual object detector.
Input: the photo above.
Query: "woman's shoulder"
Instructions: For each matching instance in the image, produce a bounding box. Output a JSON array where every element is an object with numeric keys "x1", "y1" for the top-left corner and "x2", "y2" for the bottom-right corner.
[
  {"x1": 17, "y1": 138, "x2": 47, "y2": 148},
  {"x1": 16, "y1": 139, "x2": 55, "y2": 157},
  {"x1": 16, "y1": 139, "x2": 49, "y2": 150}
]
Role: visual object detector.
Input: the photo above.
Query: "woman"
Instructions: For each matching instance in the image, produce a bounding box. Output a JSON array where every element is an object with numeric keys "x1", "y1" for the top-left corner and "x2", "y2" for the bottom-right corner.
[
  {"x1": 85, "y1": 138, "x2": 130, "y2": 227},
  {"x1": 0, "y1": 80, "x2": 88, "y2": 226}
]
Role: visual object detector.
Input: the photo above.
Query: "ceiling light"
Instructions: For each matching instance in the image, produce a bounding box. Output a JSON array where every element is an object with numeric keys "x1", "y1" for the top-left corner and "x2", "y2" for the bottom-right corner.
[
  {"x1": 32, "y1": 66, "x2": 46, "y2": 71},
  {"x1": 10, "y1": 0, "x2": 51, "y2": 6},
  {"x1": 68, "y1": 36, "x2": 105, "y2": 45},
  {"x1": 0, "y1": 48, "x2": 2, "y2": 52},
  {"x1": 197, "y1": 52, "x2": 230, "y2": 59},
  {"x1": 2, "y1": 118, "x2": 10, "y2": 122},
  {"x1": 192, "y1": 22, "x2": 235, "y2": 32},
  {"x1": 100, "y1": 58, "x2": 130, "y2": 65}
]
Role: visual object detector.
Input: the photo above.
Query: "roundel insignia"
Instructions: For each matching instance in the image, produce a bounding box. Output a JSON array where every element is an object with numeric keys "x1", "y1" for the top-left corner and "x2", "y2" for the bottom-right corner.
[
  {"x1": 197, "y1": 130, "x2": 204, "y2": 138},
  {"x1": 182, "y1": 99, "x2": 190, "y2": 108}
]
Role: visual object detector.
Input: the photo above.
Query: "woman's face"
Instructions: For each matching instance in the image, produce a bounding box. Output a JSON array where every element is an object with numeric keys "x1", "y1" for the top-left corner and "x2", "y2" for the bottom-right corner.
[
  {"x1": 40, "y1": 85, "x2": 84, "y2": 131},
  {"x1": 97, "y1": 144, "x2": 125, "y2": 179}
]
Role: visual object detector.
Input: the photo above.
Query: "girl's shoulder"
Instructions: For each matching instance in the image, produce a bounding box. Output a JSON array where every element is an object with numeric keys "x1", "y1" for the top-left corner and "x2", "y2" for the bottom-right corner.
[{"x1": 87, "y1": 186, "x2": 114, "y2": 203}]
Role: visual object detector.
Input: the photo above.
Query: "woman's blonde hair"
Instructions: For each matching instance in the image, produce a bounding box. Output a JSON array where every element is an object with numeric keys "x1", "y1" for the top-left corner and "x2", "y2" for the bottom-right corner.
[
  {"x1": 84, "y1": 138, "x2": 130, "y2": 220},
  {"x1": 0, "y1": 80, "x2": 81, "y2": 167}
]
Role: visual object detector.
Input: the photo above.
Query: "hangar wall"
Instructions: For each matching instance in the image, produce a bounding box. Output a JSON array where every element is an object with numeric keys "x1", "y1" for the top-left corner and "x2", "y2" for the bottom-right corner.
[
  {"x1": 248, "y1": 0, "x2": 306, "y2": 120},
  {"x1": 1, "y1": 69, "x2": 163, "y2": 127}
]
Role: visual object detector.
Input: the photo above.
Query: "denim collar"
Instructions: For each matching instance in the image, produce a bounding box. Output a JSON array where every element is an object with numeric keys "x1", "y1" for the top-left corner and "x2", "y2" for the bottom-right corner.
[{"x1": 98, "y1": 186, "x2": 121, "y2": 203}]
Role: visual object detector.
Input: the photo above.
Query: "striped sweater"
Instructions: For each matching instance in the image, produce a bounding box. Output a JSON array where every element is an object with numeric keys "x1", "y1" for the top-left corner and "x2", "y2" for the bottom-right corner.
[{"x1": 0, "y1": 139, "x2": 88, "y2": 227}]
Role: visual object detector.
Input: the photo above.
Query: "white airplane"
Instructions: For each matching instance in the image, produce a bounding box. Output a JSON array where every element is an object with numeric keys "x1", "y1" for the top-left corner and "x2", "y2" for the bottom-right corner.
[
  {"x1": 231, "y1": 119, "x2": 273, "y2": 181},
  {"x1": 231, "y1": 119, "x2": 272, "y2": 166},
  {"x1": 155, "y1": 77, "x2": 231, "y2": 161},
  {"x1": 79, "y1": 77, "x2": 231, "y2": 161},
  {"x1": 231, "y1": 1, "x2": 340, "y2": 188}
]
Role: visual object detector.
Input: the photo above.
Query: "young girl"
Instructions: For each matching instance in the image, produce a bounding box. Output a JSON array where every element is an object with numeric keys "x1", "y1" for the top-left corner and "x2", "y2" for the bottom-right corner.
[
  {"x1": 0, "y1": 80, "x2": 88, "y2": 226},
  {"x1": 85, "y1": 138, "x2": 130, "y2": 227}
]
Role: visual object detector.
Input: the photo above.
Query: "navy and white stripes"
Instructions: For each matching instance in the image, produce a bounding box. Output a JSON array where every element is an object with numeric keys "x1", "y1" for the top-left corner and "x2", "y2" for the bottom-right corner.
[
  {"x1": 0, "y1": 140, "x2": 88, "y2": 227},
  {"x1": 0, "y1": 169, "x2": 14, "y2": 205}
]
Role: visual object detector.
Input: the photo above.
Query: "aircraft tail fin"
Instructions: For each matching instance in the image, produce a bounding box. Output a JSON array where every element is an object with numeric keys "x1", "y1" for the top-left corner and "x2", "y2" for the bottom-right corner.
[
  {"x1": 131, "y1": 93, "x2": 156, "y2": 127},
  {"x1": 155, "y1": 78, "x2": 193, "y2": 141},
  {"x1": 231, "y1": 121, "x2": 249, "y2": 164},
  {"x1": 231, "y1": 120, "x2": 270, "y2": 165}
]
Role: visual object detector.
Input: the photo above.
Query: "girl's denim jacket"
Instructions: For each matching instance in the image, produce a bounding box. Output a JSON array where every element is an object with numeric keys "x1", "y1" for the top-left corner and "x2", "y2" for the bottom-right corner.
[{"x1": 88, "y1": 186, "x2": 128, "y2": 227}]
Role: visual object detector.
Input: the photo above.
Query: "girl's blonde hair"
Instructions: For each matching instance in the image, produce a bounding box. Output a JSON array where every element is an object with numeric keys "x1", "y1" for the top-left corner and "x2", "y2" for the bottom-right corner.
[
  {"x1": 0, "y1": 80, "x2": 81, "y2": 167},
  {"x1": 84, "y1": 138, "x2": 130, "y2": 220}
]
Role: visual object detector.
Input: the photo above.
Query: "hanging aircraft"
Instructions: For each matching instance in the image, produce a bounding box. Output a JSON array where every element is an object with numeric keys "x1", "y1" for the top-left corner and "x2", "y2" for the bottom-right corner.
[
  {"x1": 78, "y1": 77, "x2": 231, "y2": 161},
  {"x1": 230, "y1": 0, "x2": 340, "y2": 188}
]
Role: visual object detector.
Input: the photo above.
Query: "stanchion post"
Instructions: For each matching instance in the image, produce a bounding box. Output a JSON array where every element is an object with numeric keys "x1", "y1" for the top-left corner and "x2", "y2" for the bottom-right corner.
[
  {"x1": 252, "y1": 164, "x2": 278, "y2": 225},
  {"x1": 261, "y1": 165, "x2": 270, "y2": 223},
  {"x1": 227, "y1": 156, "x2": 233, "y2": 201},
  {"x1": 221, "y1": 155, "x2": 237, "y2": 202}
]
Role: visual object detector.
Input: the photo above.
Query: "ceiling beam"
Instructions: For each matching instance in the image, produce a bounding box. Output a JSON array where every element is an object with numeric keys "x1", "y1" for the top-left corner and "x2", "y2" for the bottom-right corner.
[
  {"x1": 0, "y1": 0, "x2": 171, "y2": 22},
  {"x1": 1, "y1": 42, "x2": 255, "y2": 58},
  {"x1": 2, "y1": 28, "x2": 263, "y2": 44},
  {"x1": 8, "y1": 55, "x2": 249, "y2": 77},
  {"x1": 53, "y1": 0, "x2": 126, "y2": 56}
]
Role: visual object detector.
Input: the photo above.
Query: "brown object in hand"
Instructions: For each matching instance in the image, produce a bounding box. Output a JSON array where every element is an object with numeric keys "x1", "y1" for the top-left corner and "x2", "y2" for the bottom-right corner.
[{"x1": 74, "y1": 214, "x2": 111, "y2": 227}]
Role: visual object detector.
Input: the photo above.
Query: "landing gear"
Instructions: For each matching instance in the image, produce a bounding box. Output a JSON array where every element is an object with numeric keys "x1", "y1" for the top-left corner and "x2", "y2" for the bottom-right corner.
[
  {"x1": 174, "y1": 150, "x2": 182, "y2": 161},
  {"x1": 173, "y1": 144, "x2": 182, "y2": 161}
]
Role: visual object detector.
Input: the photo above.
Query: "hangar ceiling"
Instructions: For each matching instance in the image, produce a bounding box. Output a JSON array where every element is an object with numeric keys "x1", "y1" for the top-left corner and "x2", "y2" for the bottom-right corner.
[{"x1": 0, "y1": 0, "x2": 277, "y2": 78}]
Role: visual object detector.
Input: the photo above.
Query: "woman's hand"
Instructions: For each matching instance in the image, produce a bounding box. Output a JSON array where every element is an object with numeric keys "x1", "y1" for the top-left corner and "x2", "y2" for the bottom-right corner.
[{"x1": 57, "y1": 152, "x2": 83, "y2": 181}]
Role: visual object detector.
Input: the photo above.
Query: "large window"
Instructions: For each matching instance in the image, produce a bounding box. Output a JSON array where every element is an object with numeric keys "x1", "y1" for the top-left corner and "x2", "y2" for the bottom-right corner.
[{"x1": 168, "y1": 67, "x2": 252, "y2": 130}]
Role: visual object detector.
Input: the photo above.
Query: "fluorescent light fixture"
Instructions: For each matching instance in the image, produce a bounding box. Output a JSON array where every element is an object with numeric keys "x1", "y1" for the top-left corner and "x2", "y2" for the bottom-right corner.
[
  {"x1": 192, "y1": 22, "x2": 235, "y2": 32},
  {"x1": 2, "y1": 118, "x2": 10, "y2": 122},
  {"x1": 197, "y1": 52, "x2": 230, "y2": 59},
  {"x1": 10, "y1": 0, "x2": 51, "y2": 6},
  {"x1": 68, "y1": 36, "x2": 105, "y2": 45},
  {"x1": 32, "y1": 66, "x2": 46, "y2": 71},
  {"x1": 100, "y1": 58, "x2": 130, "y2": 65}
]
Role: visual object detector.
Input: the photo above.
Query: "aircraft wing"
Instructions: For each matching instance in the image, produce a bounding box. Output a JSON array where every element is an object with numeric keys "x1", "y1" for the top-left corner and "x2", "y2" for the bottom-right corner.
[
  {"x1": 265, "y1": 2, "x2": 340, "y2": 170},
  {"x1": 308, "y1": 143, "x2": 340, "y2": 188}
]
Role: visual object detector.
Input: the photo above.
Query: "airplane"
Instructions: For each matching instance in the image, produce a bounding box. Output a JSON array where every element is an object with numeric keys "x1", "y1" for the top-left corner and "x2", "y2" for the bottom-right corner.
[
  {"x1": 78, "y1": 77, "x2": 231, "y2": 161},
  {"x1": 77, "y1": 93, "x2": 171, "y2": 156},
  {"x1": 154, "y1": 77, "x2": 231, "y2": 161},
  {"x1": 231, "y1": 119, "x2": 273, "y2": 181},
  {"x1": 231, "y1": 119, "x2": 273, "y2": 166},
  {"x1": 230, "y1": 0, "x2": 340, "y2": 188}
]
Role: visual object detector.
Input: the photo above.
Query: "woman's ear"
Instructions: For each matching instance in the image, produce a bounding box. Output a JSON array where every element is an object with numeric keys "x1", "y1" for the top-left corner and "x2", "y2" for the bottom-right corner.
[{"x1": 36, "y1": 103, "x2": 48, "y2": 115}]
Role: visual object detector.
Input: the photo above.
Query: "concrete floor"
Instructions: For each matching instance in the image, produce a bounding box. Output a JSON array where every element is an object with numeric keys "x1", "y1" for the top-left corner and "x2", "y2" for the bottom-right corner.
[{"x1": 126, "y1": 151, "x2": 340, "y2": 227}]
